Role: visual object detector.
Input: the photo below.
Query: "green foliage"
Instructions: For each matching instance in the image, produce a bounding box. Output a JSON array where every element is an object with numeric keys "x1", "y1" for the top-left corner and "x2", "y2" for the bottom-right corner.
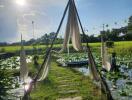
[
  {"x1": 0, "y1": 59, "x2": 19, "y2": 99},
  {"x1": 119, "y1": 90, "x2": 127, "y2": 96},
  {"x1": 60, "y1": 53, "x2": 88, "y2": 62},
  {"x1": 33, "y1": 46, "x2": 37, "y2": 54},
  {"x1": 125, "y1": 32, "x2": 132, "y2": 40},
  {"x1": 127, "y1": 16, "x2": 132, "y2": 34},
  {"x1": 0, "y1": 48, "x2": 6, "y2": 53},
  {"x1": 106, "y1": 41, "x2": 114, "y2": 48}
]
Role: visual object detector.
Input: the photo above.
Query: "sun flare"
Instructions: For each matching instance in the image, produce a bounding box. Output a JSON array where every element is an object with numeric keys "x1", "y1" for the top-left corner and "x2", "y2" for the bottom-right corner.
[{"x1": 16, "y1": 0, "x2": 26, "y2": 6}]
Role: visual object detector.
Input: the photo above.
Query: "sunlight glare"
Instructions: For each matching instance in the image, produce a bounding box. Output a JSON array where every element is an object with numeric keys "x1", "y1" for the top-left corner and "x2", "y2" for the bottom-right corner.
[
  {"x1": 25, "y1": 84, "x2": 30, "y2": 91},
  {"x1": 16, "y1": 0, "x2": 26, "y2": 6}
]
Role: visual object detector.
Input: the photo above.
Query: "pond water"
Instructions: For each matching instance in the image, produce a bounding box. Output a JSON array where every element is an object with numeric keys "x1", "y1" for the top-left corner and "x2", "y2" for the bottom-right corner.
[
  {"x1": 75, "y1": 63, "x2": 132, "y2": 100},
  {"x1": 109, "y1": 65, "x2": 132, "y2": 100},
  {"x1": 0, "y1": 56, "x2": 33, "y2": 99},
  {"x1": 8, "y1": 77, "x2": 32, "y2": 100},
  {"x1": 75, "y1": 67, "x2": 90, "y2": 76},
  {"x1": 57, "y1": 53, "x2": 132, "y2": 99}
]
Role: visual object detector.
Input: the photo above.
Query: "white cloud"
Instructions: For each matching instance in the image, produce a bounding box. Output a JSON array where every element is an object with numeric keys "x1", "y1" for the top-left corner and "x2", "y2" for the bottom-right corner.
[
  {"x1": 0, "y1": 5, "x2": 4, "y2": 8},
  {"x1": 16, "y1": 0, "x2": 68, "y2": 41},
  {"x1": 0, "y1": 0, "x2": 68, "y2": 42},
  {"x1": 16, "y1": 9, "x2": 52, "y2": 41},
  {"x1": 23, "y1": 12, "x2": 35, "y2": 17}
]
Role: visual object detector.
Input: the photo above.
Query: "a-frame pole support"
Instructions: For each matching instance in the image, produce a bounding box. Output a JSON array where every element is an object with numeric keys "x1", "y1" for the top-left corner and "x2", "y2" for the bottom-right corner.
[
  {"x1": 23, "y1": 0, "x2": 70, "y2": 97},
  {"x1": 72, "y1": 0, "x2": 113, "y2": 100}
]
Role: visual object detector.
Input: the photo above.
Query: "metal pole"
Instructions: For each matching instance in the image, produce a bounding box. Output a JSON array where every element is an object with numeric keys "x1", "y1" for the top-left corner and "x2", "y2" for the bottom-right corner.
[
  {"x1": 101, "y1": 24, "x2": 105, "y2": 63},
  {"x1": 32, "y1": 21, "x2": 35, "y2": 39}
]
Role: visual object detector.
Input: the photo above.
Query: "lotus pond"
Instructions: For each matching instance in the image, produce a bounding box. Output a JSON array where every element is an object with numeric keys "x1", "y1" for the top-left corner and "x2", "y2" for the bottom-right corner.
[
  {"x1": 56, "y1": 52, "x2": 132, "y2": 100},
  {"x1": 0, "y1": 52, "x2": 132, "y2": 99}
]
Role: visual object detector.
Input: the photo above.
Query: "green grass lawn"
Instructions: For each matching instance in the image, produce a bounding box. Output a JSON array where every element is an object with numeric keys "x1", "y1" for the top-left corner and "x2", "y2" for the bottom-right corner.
[
  {"x1": 0, "y1": 45, "x2": 46, "y2": 53},
  {"x1": 29, "y1": 60, "x2": 103, "y2": 100},
  {"x1": 108, "y1": 41, "x2": 132, "y2": 56}
]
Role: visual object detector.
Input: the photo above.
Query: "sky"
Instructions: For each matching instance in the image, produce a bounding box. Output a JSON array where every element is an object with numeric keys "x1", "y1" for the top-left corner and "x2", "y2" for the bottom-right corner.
[{"x1": 0, "y1": 0, "x2": 132, "y2": 43}]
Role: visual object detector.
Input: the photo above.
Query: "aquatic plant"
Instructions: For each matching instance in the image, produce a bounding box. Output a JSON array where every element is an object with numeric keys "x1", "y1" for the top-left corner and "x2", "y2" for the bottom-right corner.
[{"x1": 0, "y1": 60, "x2": 19, "y2": 99}]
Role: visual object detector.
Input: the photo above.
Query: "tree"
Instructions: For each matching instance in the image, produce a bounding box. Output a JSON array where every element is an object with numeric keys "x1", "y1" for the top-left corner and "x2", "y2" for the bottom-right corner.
[
  {"x1": 0, "y1": 42, "x2": 7, "y2": 46},
  {"x1": 45, "y1": 34, "x2": 50, "y2": 47},
  {"x1": 127, "y1": 16, "x2": 132, "y2": 34}
]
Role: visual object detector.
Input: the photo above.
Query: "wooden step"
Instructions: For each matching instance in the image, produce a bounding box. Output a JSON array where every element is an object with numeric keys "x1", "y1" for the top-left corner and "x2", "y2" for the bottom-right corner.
[
  {"x1": 58, "y1": 82, "x2": 81, "y2": 85},
  {"x1": 57, "y1": 83, "x2": 80, "y2": 88},
  {"x1": 58, "y1": 90, "x2": 79, "y2": 94},
  {"x1": 57, "y1": 76, "x2": 74, "y2": 80},
  {"x1": 57, "y1": 96, "x2": 82, "y2": 100},
  {"x1": 58, "y1": 80, "x2": 71, "y2": 83}
]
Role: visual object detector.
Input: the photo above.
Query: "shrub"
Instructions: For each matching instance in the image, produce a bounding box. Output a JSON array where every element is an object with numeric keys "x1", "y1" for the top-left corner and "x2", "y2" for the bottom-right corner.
[
  {"x1": 106, "y1": 41, "x2": 114, "y2": 48},
  {"x1": 0, "y1": 48, "x2": 5, "y2": 53}
]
